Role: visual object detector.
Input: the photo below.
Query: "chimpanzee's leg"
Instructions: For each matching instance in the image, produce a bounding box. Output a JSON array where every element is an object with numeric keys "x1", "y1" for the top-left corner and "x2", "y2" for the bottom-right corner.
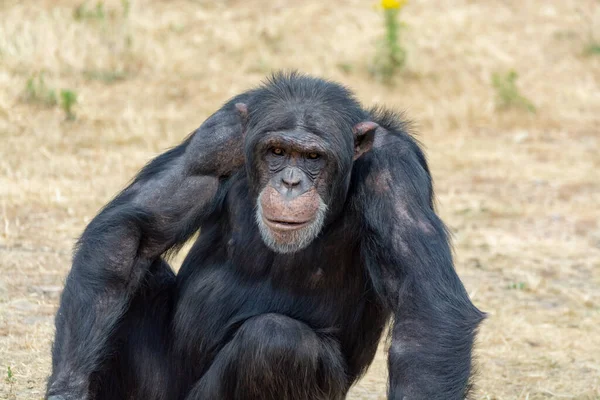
[
  {"x1": 185, "y1": 313, "x2": 348, "y2": 400},
  {"x1": 89, "y1": 259, "x2": 176, "y2": 400}
]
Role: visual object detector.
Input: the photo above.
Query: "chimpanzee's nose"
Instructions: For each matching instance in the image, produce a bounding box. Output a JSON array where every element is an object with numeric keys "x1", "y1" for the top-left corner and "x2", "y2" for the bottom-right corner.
[{"x1": 282, "y1": 168, "x2": 301, "y2": 188}]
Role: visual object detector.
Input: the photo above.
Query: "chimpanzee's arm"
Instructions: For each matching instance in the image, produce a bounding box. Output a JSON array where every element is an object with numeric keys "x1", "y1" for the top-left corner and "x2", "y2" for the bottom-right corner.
[
  {"x1": 356, "y1": 112, "x2": 484, "y2": 400},
  {"x1": 46, "y1": 96, "x2": 251, "y2": 400}
]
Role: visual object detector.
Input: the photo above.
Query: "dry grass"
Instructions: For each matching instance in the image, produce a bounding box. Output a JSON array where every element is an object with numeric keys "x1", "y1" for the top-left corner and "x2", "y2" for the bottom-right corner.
[{"x1": 1, "y1": 0, "x2": 599, "y2": 399}]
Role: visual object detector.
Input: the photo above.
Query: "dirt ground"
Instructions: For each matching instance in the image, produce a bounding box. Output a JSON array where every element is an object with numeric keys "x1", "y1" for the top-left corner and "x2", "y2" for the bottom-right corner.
[{"x1": 1, "y1": 0, "x2": 599, "y2": 399}]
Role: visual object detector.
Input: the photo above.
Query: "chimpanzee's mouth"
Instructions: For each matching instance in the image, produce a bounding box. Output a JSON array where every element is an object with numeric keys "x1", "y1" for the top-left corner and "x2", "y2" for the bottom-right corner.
[{"x1": 264, "y1": 217, "x2": 312, "y2": 231}]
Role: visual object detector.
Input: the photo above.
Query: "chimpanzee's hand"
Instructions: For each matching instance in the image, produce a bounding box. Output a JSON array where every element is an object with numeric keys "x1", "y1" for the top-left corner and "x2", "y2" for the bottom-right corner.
[
  {"x1": 187, "y1": 101, "x2": 249, "y2": 177},
  {"x1": 47, "y1": 392, "x2": 88, "y2": 400},
  {"x1": 46, "y1": 389, "x2": 88, "y2": 400},
  {"x1": 46, "y1": 374, "x2": 89, "y2": 400}
]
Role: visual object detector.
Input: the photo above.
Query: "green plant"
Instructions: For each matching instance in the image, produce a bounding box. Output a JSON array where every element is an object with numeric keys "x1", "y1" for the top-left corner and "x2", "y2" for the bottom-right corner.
[
  {"x1": 578, "y1": 6, "x2": 600, "y2": 57},
  {"x1": 74, "y1": 1, "x2": 106, "y2": 20},
  {"x1": 507, "y1": 282, "x2": 527, "y2": 290},
  {"x1": 83, "y1": 69, "x2": 128, "y2": 84},
  {"x1": 371, "y1": 0, "x2": 408, "y2": 83},
  {"x1": 74, "y1": 0, "x2": 132, "y2": 21},
  {"x1": 584, "y1": 42, "x2": 600, "y2": 56},
  {"x1": 5, "y1": 366, "x2": 15, "y2": 395},
  {"x1": 23, "y1": 73, "x2": 58, "y2": 106},
  {"x1": 337, "y1": 62, "x2": 354, "y2": 74},
  {"x1": 122, "y1": 0, "x2": 131, "y2": 18},
  {"x1": 22, "y1": 75, "x2": 81, "y2": 119},
  {"x1": 60, "y1": 90, "x2": 78, "y2": 121},
  {"x1": 491, "y1": 70, "x2": 536, "y2": 113}
]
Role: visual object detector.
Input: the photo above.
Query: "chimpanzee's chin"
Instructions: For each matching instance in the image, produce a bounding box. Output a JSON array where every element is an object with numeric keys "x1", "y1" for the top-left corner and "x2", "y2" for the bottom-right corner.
[
  {"x1": 255, "y1": 195, "x2": 328, "y2": 254},
  {"x1": 264, "y1": 239, "x2": 311, "y2": 255},
  {"x1": 258, "y1": 223, "x2": 319, "y2": 254}
]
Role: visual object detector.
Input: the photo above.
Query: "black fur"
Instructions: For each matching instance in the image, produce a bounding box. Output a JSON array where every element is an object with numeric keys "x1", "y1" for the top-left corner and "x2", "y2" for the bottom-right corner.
[{"x1": 47, "y1": 72, "x2": 484, "y2": 400}]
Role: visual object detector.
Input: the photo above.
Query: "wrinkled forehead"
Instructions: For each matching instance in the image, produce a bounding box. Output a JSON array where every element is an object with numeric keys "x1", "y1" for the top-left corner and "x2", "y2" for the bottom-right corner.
[
  {"x1": 256, "y1": 129, "x2": 329, "y2": 154},
  {"x1": 248, "y1": 103, "x2": 354, "y2": 147}
]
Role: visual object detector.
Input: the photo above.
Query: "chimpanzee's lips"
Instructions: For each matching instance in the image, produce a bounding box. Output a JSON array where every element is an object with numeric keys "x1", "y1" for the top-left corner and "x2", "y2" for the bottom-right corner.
[{"x1": 263, "y1": 217, "x2": 312, "y2": 231}]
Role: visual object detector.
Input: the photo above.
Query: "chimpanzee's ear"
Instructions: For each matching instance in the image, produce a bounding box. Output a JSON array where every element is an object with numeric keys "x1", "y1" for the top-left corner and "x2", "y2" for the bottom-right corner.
[
  {"x1": 235, "y1": 103, "x2": 249, "y2": 126},
  {"x1": 352, "y1": 121, "x2": 379, "y2": 160},
  {"x1": 235, "y1": 102, "x2": 249, "y2": 139}
]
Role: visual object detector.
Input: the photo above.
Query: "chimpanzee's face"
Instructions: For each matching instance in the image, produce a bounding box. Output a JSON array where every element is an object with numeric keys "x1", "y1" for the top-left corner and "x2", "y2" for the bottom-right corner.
[
  {"x1": 238, "y1": 86, "x2": 377, "y2": 254},
  {"x1": 253, "y1": 129, "x2": 331, "y2": 254}
]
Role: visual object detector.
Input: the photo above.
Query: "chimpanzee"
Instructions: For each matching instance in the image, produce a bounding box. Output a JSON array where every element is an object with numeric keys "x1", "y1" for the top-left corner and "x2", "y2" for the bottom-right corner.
[{"x1": 46, "y1": 72, "x2": 484, "y2": 400}]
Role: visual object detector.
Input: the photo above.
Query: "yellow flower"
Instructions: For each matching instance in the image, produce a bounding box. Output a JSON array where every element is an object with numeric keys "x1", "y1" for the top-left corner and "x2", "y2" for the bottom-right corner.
[{"x1": 381, "y1": 0, "x2": 407, "y2": 10}]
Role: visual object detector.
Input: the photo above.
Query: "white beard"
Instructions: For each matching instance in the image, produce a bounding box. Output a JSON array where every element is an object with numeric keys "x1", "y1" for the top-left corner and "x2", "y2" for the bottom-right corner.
[{"x1": 255, "y1": 197, "x2": 328, "y2": 254}]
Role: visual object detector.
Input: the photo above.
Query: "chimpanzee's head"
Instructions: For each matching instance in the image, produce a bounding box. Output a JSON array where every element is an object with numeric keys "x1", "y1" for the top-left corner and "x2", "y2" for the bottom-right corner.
[{"x1": 237, "y1": 72, "x2": 379, "y2": 254}]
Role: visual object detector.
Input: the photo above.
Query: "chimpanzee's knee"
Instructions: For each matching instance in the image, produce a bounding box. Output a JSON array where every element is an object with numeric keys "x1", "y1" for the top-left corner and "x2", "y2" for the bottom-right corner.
[{"x1": 187, "y1": 313, "x2": 347, "y2": 400}]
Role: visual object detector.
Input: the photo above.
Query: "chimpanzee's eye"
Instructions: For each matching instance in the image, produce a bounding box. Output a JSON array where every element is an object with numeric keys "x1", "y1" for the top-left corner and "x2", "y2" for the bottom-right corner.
[
  {"x1": 307, "y1": 152, "x2": 320, "y2": 160},
  {"x1": 272, "y1": 148, "x2": 284, "y2": 156}
]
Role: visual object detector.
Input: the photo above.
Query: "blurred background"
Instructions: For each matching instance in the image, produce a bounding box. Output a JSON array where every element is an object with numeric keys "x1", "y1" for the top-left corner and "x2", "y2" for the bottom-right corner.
[{"x1": 0, "y1": 0, "x2": 599, "y2": 398}]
